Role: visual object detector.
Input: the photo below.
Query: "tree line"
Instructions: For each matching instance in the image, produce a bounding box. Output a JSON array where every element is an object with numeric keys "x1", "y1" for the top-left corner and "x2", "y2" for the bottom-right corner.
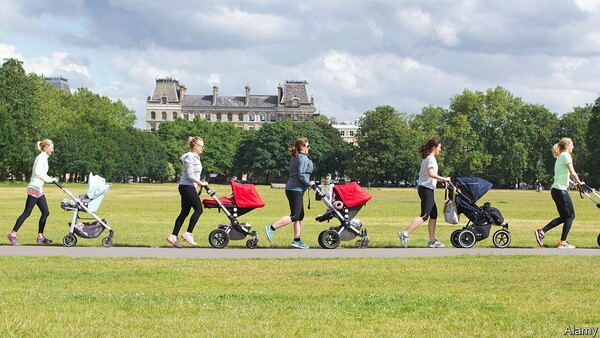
[{"x1": 2, "y1": 57, "x2": 600, "y2": 188}]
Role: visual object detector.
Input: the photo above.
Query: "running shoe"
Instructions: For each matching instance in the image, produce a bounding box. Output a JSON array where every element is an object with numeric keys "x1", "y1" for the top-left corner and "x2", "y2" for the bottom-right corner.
[
  {"x1": 428, "y1": 240, "x2": 445, "y2": 248},
  {"x1": 265, "y1": 225, "x2": 274, "y2": 243},
  {"x1": 167, "y1": 234, "x2": 182, "y2": 248},
  {"x1": 534, "y1": 229, "x2": 545, "y2": 247},
  {"x1": 398, "y1": 231, "x2": 409, "y2": 248},
  {"x1": 291, "y1": 240, "x2": 309, "y2": 249},
  {"x1": 6, "y1": 233, "x2": 20, "y2": 246},
  {"x1": 36, "y1": 236, "x2": 53, "y2": 245},
  {"x1": 557, "y1": 241, "x2": 575, "y2": 249},
  {"x1": 181, "y1": 232, "x2": 197, "y2": 246}
]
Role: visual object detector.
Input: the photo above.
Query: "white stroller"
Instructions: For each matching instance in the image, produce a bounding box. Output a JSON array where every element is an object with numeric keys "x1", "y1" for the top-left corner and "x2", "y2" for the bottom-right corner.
[{"x1": 55, "y1": 173, "x2": 114, "y2": 247}]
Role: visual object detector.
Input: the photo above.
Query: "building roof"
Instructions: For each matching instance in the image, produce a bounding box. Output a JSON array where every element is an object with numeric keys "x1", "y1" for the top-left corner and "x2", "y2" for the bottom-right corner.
[
  {"x1": 44, "y1": 76, "x2": 70, "y2": 92},
  {"x1": 282, "y1": 80, "x2": 310, "y2": 103},
  {"x1": 183, "y1": 95, "x2": 278, "y2": 108},
  {"x1": 150, "y1": 78, "x2": 180, "y2": 102}
]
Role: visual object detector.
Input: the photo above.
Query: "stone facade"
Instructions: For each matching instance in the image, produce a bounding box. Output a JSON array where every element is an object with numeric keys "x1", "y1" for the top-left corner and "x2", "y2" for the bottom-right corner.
[{"x1": 146, "y1": 78, "x2": 318, "y2": 132}]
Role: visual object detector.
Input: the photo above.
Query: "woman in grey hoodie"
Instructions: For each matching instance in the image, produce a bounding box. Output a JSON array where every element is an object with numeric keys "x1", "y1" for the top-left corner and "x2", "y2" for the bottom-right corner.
[
  {"x1": 264, "y1": 137, "x2": 314, "y2": 249},
  {"x1": 167, "y1": 136, "x2": 208, "y2": 248}
]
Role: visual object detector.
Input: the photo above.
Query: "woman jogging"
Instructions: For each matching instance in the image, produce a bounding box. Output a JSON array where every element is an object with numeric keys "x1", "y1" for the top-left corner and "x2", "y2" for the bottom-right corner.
[
  {"x1": 398, "y1": 138, "x2": 450, "y2": 248},
  {"x1": 534, "y1": 137, "x2": 583, "y2": 249},
  {"x1": 167, "y1": 136, "x2": 208, "y2": 248},
  {"x1": 7, "y1": 139, "x2": 57, "y2": 246},
  {"x1": 265, "y1": 137, "x2": 314, "y2": 249}
]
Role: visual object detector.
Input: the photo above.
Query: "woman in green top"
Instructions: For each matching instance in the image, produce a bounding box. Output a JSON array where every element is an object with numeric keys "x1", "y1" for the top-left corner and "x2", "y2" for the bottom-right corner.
[
  {"x1": 534, "y1": 137, "x2": 583, "y2": 249},
  {"x1": 7, "y1": 139, "x2": 57, "y2": 246}
]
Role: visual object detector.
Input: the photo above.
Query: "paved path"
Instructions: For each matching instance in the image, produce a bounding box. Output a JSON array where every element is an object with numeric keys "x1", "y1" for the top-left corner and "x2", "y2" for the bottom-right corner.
[{"x1": 1, "y1": 246, "x2": 600, "y2": 259}]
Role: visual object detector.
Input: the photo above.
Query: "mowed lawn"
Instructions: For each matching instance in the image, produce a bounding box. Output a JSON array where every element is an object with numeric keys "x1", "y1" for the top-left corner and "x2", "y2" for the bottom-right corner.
[{"x1": 1, "y1": 182, "x2": 600, "y2": 337}]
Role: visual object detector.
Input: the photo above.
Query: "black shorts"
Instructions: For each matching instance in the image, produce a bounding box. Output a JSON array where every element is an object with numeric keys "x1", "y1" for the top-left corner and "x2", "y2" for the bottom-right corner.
[
  {"x1": 285, "y1": 190, "x2": 305, "y2": 222},
  {"x1": 417, "y1": 185, "x2": 437, "y2": 221}
]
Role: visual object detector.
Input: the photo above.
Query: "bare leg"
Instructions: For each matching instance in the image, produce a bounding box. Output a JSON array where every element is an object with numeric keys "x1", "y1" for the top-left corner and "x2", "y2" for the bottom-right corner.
[
  {"x1": 427, "y1": 218, "x2": 437, "y2": 241},
  {"x1": 293, "y1": 221, "x2": 302, "y2": 238},
  {"x1": 404, "y1": 216, "x2": 424, "y2": 236},
  {"x1": 272, "y1": 216, "x2": 292, "y2": 230}
]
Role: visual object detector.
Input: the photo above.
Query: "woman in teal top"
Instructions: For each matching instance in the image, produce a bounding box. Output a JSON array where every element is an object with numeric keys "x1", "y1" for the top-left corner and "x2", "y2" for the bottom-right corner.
[
  {"x1": 534, "y1": 137, "x2": 583, "y2": 249},
  {"x1": 7, "y1": 139, "x2": 58, "y2": 246}
]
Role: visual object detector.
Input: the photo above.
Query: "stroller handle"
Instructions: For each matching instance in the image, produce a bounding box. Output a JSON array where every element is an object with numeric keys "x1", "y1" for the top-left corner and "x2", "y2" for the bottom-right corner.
[
  {"x1": 311, "y1": 184, "x2": 326, "y2": 198},
  {"x1": 53, "y1": 180, "x2": 65, "y2": 190},
  {"x1": 203, "y1": 185, "x2": 216, "y2": 197}
]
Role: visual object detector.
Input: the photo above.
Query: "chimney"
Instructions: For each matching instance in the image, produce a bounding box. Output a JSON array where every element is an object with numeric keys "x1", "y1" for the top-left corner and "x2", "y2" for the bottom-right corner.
[
  {"x1": 179, "y1": 84, "x2": 187, "y2": 101},
  {"x1": 212, "y1": 85, "x2": 219, "y2": 105},
  {"x1": 277, "y1": 83, "x2": 283, "y2": 105},
  {"x1": 245, "y1": 86, "x2": 250, "y2": 106}
]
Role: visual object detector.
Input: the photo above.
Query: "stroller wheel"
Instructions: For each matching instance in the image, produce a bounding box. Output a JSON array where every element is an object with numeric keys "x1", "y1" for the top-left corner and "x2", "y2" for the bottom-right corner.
[
  {"x1": 246, "y1": 237, "x2": 258, "y2": 249},
  {"x1": 492, "y1": 229, "x2": 511, "y2": 248},
  {"x1": 597, "y1": 233, "x2": 600, "y2": 248},
  {"x1": 62, "y1": 234, "x2": 77, "y2": 247},
  {"x1": 318, "y1": 230, "x2": 340, "y2": 249},
  {"x1": 208, "y1": 229, "x2": 229, "y2": 249},
  {"x1": 450, "y1": 229, "x2": 462, "y2": 248},
  {"x1": 101, "y1": 236, "x2": 113, "y2": 248},
  {"x1": 458, "y1": 229, "x2": 476, "y2": 248}
]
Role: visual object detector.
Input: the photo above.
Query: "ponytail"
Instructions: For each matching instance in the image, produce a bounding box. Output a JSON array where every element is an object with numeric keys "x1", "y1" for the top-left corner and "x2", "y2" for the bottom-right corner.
[
  {"x1": 552, "y1": 137, "x2": 572, "y2": 158},
  {"x1": 36, "y1": 139, "x2": 53, "y2": 153},
  {"x1": 419, "y1": 138, "x2": 441, "y2": 159},
  {"x1": 289, "y1": 137, "x2": 308, "y2": 157}
]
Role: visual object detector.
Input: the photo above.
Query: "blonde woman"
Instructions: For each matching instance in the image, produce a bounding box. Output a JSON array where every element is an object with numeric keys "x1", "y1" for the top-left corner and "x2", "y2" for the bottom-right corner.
[
  {"x1": 7, "y1": 139, "x2": 58, "y2": 246},
  {"x1": 167, "y1": 136, "x2": 208, "y2": 248},
  {"x1": 534, "y1": 137, "x2": 583, "y2": 249}
]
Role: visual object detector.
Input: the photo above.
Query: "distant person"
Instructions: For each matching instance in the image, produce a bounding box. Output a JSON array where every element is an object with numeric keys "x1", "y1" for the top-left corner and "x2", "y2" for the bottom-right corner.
[
  {"x1": 167, "y1": 136, "x2": 208, "y2": 248},
  {"x1": 398, "y1": 138, "x2": 451, "y2": 248},
  {"x1": 265, "y1": 137, "x2": 314, "y2": 249},
  {"x1": 535, "y1": 137, "x2": 583, "y2": 249},
  {"x1": 7, "y1": 139, "x2": 58, "y2": 246}
]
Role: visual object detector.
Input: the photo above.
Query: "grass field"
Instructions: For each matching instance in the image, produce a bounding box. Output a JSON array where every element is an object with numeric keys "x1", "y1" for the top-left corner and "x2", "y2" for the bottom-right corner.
[{"x1": 1, "y1": 182, "x2": 600, "y2": 336}]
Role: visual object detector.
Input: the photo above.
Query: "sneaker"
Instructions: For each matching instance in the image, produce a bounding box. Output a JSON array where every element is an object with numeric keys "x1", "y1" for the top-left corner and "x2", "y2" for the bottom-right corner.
[
  {"x1": 36, "y1": 236, "x2": 53, "y2": 245},
  {"x1": 557, "y1": 241, "x2": 575, "y2": 249},
  {"x1": 265, "y1": 225, "x2": 274, "y2": 243},
  {"x1": 398, "y1": 231, "x2": 409, "y2": 248},
  {"x1": 534, "y1": 229, "x2": 545, "y2": 247},
  {"x1": 167, "y1": 234, "x2": 181, "y2": 248},
  {"x1": 6, "y1": 233, "x2": 20, "y2": 246},
  {"x1": 428, "y1": 240, "x2": 445, "y2": 248},
  {"x1": 181, "y1": 232, "x2": 197, "y2": 246},
  {"x1": 291, "y1": 240, "x2": 309, "y2": 249}
]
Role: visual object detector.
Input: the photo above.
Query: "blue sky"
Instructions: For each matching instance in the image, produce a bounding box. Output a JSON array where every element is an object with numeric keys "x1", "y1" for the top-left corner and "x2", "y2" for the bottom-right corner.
[{"x1": 1, "y1": 0, "x2": 600, "y2": 129}]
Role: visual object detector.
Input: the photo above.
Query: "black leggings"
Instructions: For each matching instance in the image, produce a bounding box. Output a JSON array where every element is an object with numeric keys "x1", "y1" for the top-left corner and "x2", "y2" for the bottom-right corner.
[
  {"x1": 542, "y1": 188, "x2": 575, "y2": 241},
  {"x1": 418, "y1": 185, "x2": 437, "y2": 221},
  {"x1": 13, "y1": 194, "x2": 50, "y2": 233},
  {"x1": 286, "y1": 190, "x2": 305, "y2": 222},
  {"x1": 172, "y1": 185, "x2": 203, "y2": 236}
]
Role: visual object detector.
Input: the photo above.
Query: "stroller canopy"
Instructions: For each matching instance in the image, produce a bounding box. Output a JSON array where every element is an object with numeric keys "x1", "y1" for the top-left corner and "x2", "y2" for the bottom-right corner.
[
  {"x1": 455, "y1": 177, "x2": 493, "y2": 203},
  {"x1": 231, "y1": 181, "x2": 265, "y2": 208},
  {"x1": 86, "y1": 172, "x2": 111, "y2": 212},
  {"x1": 333, "y1": 181, "x2": 372, "y2": 208}
]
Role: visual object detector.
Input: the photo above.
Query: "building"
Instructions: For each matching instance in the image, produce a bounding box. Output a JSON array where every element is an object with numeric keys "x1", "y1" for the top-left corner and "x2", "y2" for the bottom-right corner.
[
  {"x1": 331, "y1": 123, "x2": 359, "y2": 145},
  {"x1": 44, "y1": 76, "x2": 70, "y2": 92},
  {"x1": 146, "y1": 78, "x2": 318, "y2": 132}
]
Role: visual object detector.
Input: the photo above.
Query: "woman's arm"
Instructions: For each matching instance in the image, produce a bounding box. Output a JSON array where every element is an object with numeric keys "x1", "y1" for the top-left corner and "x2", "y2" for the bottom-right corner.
[
  {"x1": 428, "y1": 168, "x2": 450, "y2": 182},
  {"x1": 567, "y1": 162, "x2": 583, "y2": 185}
]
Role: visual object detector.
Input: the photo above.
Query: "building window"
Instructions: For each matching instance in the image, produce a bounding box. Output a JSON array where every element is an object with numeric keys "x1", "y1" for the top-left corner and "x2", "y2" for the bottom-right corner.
[
  {"x1": 161, "y1": 96, "x2": 167, "y2": 104},
  {"x1": 150, "y1": 111, "x2": 156, "y2": 120},
  {"x1": 150, "y1": 122, "x2": 156, "y2": 132},
  {"x1": 259, "y1": 112, "x2": 266, "y2": 121},
  {"x1": 339, "y1": 130, "x2": 345, "y2": 137},
  {"x1": 249, "y1": 112, "x2": 255, "y2": 121},
  {"x1": 249, "y1": 126, "x2": 255, "y2": 130},
  {"x1": 269, "y1": 113, "x2": 277, "y2": 122},
  {"x1": 161, "y1": 112, "x2": 167, "y2": 120},
  {"x1": 194, "y1": 112, "x2": 200, "y2": 119},
  {"x1": 216, "y1": 113, "x2": 222, "y2": 121},
  {"x1": 238, "y1": 113, "x2": 243, "y2": 121},
  {"x1": 227, "y1": 113, "x2": 232, "y2": 122},
  {"x1": 292, "y1": 114, "x2": 298, "y2": 121},
  {"x1": 303, "y1": 114, "x2": 310, "y2": 121},
  {"x1": 238, "y1": 126, "x2": 243, "y2": 131},
  {"x1": 172, "y1": 112, "x2": 178, "y2": 119},
  {"x1": 349, "y1": 131, "x2": 354, "y2": 137},
  {"x1": 292, "y1": 98, "x2": 299, "y2": 107},
  {"x1": 183, "y1": 111, "x2": 189, "y2": 120},
  {"x1": 204, "y1": 112, "x2": 211, "y2": 121}
]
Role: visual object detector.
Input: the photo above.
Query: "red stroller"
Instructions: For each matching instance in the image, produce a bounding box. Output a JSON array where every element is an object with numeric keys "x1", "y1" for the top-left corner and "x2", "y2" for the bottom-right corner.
[
  {"x1": 313, "y1": 181, "x2": 372, "y2": 249},
  {"x1": 202, "y1": 181, "x2": 265, "y2": 248}
]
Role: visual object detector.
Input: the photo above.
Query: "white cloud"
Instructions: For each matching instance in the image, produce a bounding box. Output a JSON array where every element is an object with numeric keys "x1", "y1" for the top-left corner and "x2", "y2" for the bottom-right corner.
[
  {"x1": 0, "y1": 43, "x2": 24, "y2": 60},
  {"x1": 574, "y1": 0, "x2": 600, "y2": 13}
]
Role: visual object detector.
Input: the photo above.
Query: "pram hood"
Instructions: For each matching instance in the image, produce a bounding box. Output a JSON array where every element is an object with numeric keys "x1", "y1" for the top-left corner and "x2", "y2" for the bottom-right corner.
[
  {"x1": 454, "y1": 177, "x2": 493, "y2": 203},
  {"x1": 333, "y1": 182, "x2": 372, "y2": 208},
  {"x1": 86, "y1": 173, "x2": 111, "y2": 212},
  {"x1": 231, "y1": 181, "x2": 265, "y2": 208}
]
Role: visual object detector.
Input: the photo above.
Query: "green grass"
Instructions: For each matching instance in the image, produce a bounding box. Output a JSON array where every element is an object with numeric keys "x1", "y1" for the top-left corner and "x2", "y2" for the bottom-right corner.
[
  {"x1": 1, "y1": 182, "x2": 599, "y2": 248},
  {"x1": 1, "y1": 183, "x2": 600, "y2": 336}
]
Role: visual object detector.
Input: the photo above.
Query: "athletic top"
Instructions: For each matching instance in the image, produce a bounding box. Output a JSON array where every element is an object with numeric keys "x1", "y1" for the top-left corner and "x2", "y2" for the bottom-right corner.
[
  {"x1": 286, "y1": 152, "x2": 313, "y2": 192},
  {"x1": 179, "y1": 152, "x2": 203, "y2": 188},
  {"x1": 28, "y1": 152, "x2": 54, "y2": 193},
  {"x1": 418, "y1": 154, "x2": 438, "y2": 190},
  {"x1": 552, "y1": 152, "x2": 572, "y2": 191}
]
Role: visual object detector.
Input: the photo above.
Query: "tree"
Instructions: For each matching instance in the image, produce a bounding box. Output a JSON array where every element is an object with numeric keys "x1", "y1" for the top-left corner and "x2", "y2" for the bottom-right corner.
[{"x1": 585, "y1": 96, "x2": 600, "y2": 187}]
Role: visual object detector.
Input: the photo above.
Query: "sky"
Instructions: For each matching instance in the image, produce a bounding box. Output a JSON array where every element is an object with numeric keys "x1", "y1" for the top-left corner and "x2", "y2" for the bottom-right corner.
[{"x1": 1, "y1": 0, "x2": 600, "y2": 129}]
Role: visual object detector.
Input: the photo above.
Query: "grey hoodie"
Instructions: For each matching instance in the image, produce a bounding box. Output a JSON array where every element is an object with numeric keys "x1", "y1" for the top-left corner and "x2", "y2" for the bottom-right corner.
[{"x1": 179, "y1": 152, "x2": 203, "y2": 187}]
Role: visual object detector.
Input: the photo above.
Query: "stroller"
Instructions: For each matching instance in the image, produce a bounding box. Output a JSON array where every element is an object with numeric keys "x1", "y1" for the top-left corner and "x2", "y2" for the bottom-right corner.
[
  {"x1": 313, "y1": 181, "x2": 371, "y2": 249},
  {"x1": 577, "y1": 184, "x2": 600, "y2": 247},
  {"x1": 202, "y1": 181, "x2": 264, "y2": 248},
  {"x1": 448, "y1": 177, "x2": 511, "y2": 248},
  {"x1": 55, "y1": 173, "x2": 114, "y2": 247}
]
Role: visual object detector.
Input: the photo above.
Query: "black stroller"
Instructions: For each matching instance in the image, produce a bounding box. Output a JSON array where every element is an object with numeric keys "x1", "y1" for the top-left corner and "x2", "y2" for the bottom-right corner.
[
  {"x1": 448, "y1": 177, "x2": 511, "y2": 248},
  {"x1": 313, "y1": 181, "x2": 371, "y2": 249},
  {"x1": 201, "y1": 181, "x2": 264, "y2": 249},
  {"x1": 577, "y1": 184, "x2": 600, "y2": 247}
]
